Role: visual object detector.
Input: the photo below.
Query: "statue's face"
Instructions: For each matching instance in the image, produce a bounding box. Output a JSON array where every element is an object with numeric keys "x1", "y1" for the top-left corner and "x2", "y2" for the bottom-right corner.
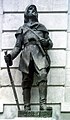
[
  {"x1": 27, "y1": 5, "x2": 37, "y2": 17},
  {"x1": 24, "y1": 5, "x2": 38, "y2": 23}
]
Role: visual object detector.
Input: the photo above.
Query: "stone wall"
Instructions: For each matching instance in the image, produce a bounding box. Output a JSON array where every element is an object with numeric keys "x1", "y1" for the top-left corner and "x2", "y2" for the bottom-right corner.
[{"x1": 0, "y1": 0, "x2": 69, "y2": 119}]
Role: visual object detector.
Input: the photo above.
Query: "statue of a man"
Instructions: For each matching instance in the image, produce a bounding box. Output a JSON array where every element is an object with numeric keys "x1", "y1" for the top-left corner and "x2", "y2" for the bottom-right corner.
[{"x1": 4, "y1": 5, "x2": 53, "y2": 111}]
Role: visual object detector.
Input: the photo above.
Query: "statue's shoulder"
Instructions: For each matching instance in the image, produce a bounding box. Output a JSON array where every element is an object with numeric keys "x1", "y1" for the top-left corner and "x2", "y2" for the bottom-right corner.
[
  {"x1": 15, "y1": 26, "x2": 23, "y2": 38},
  {"x1": 15, "y1": 25, "x2": 28, "y2": 38},
  {"x1": 37, "y1": 23, "x2": 49, "y2": 34}
]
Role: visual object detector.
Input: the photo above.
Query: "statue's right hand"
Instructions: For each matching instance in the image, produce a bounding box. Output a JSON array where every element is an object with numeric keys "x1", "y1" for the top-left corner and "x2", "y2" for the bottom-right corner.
[{"x1": 4, "y1": 54, "x2": 13, "y2": 66}]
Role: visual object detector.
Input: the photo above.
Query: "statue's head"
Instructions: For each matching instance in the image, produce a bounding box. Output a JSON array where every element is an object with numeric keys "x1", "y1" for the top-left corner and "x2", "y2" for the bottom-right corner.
[{"x1": 24, "y1": 5, "x2": 38, "y2": 23}]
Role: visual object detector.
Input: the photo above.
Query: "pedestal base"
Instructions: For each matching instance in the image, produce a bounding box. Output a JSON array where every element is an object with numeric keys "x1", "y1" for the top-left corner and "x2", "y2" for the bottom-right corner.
[{"x1": 18, "y1": 107, "x2": 52, "y2": 117}]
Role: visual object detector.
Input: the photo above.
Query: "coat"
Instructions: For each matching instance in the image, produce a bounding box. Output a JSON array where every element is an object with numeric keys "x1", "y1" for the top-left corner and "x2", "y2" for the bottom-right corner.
[{"x1": 10, "y1": 22, "x2": 53, "y2": 73}]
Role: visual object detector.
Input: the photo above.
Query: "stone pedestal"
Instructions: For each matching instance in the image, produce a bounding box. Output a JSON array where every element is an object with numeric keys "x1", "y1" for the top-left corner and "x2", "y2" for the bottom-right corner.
[{"x1": 18, "y1": 107, "x2": 52, "y2": 118}]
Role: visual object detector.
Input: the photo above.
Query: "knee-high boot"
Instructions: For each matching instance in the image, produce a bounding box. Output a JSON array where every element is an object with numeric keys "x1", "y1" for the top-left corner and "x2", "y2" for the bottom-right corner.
[
  {"x1": 23, "y1": 88, "x2": 31, "y2": 111},
  {"x1": 39, "y1": 81, "x2": 47, "y2": 110}
]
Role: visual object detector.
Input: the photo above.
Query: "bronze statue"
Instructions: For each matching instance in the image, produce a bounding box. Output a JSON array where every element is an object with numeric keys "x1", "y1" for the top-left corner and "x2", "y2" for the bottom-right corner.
[{"x1": 4, "y1": 5, "x2": 53, "y2": 111}]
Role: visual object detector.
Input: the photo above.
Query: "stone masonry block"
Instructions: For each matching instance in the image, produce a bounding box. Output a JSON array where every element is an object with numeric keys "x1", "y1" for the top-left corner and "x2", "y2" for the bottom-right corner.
[
  {"x1": 68, "y1": 14, "x2": 70, "y2": 32},
  {"x1": 47, "y1": 68, "x2": 65, "y2": 85},
  {"x1": 0, "y1": 69, "x2": 10, "y2": 85},
  {"x1": 3, "y1": 0, "x2": 32, "y2": 12},
  {"x1": 68, "y1": 0, "x2": 70, "y2": 13},
  {"x1": 2, "y1": 32, "x2": 16, "y2": 49},
  {"x1": 51, "y1": 0, "x2": 68, "y2": 11},
  {"x1": 0, "y1": 69, "x2": 22, "y2": 86},
  {"x1": 39, "y1": 13, "x2": 67, "y2": 30},
  {"x1": 3, "y1": 0, "x2": 68, "y2": 11},
  {"x1": 65, "y1": 68, "x2": 70, "y2": 86},
  {"x1": 2, "y1": 31, "x2": 67, "y2": 49},
  {"x1": 51, "y1": 31, "x2": 67, "y2": 49},
  {"x1": 67, "y1": 33, "x2": 70, "y2": 50},
  {"x1": 3, "y1": 14, "x2": 24, "y2": 30},
  {"x1": 64, "y1": 87, "x2": 70, "y2": 102},
  {"x1": 48, "y1": 50, "x2": 66, "y2": 67},
  {"x1": 66, "y1": 51, "x2": 70, "y2": 68},
  {"x1": 61, "y1": 102, "x2": 70, "y2": 112},
  {"x1": 0, "y1": 0, "x2": 3, "y2": 14},
  {"x1": 1, "y1": 50, "x2": 66, "y2": 68},
  {"x1": 60, "y1": 113, "x2": 70, "y2": 120},
  {"x1": 0, "y1": 15, "x2": 2, "y2": 32},
  {"x1": 0, "y1": 87, "x2": 23, "y2": 104},
  {"x1": 0, "y1": 105, "x2": 18, "y2": 119},
  {"x1": 0, "y1": 15, "x2": 3, "y2": 68},
  {"x1": 3, "y1": 13, "x2": 67, "y2": 30},
  {"x1": 47, "y1": 87, "x2": 64, "y2": 103},
  {"x1": 33, "y1": 0, "x2": 52, "y2": 11},
  {"x1": 33, "y1": 0, "x2": 68, "y2": 11},
  {"x1": 0, "y1": 100, "x2": 3, "y2": 113}
]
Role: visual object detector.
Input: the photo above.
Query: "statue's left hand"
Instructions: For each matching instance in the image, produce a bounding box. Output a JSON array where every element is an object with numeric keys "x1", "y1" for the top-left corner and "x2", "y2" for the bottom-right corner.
[{"x1": 4, "y1": 54, "x2": 13, "y2": 66}]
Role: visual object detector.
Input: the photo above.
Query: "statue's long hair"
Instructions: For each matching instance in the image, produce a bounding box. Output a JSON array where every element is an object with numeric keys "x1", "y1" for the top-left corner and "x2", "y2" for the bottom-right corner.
[{"x1": 24, "y1": 5, "x2": 38, "y2": 23}]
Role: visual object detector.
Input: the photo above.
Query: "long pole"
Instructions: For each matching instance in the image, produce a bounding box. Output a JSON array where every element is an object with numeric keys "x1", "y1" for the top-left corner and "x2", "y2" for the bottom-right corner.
[{"x1": 4, "y1": 51, "x2": 20, "y2": 111}]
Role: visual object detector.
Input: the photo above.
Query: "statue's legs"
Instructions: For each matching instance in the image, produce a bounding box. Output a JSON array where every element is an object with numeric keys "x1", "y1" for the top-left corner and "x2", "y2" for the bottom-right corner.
[
  {"x1": 22, "y1": 72, "x2": 33, "y2": 111},
  {"x1": 23, "y1": 87, "x2": 31, "y2": 110},
  {"x1": 39, "y1": 81, "x2": 47, "y2": 110},
  {"x1": 22, "y1": 54, "x2": 34, "y2": 111},
  {"x1": 36, "y1": 68, "x2": 47, "y2": 110}
]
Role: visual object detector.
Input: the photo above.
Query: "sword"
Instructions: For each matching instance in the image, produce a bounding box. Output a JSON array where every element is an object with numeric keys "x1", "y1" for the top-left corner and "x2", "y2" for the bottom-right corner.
[{"x1": 4, "y1": 51, "x2": 20, "y2": 111}]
